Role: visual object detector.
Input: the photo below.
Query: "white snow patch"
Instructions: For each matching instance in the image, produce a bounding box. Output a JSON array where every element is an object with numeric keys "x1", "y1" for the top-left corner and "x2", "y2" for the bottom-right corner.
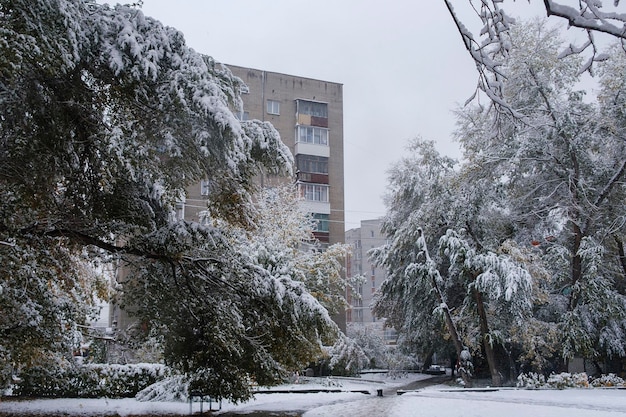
[{"x1": 4, "y1": 374, "x2": 626, "y2": 416}]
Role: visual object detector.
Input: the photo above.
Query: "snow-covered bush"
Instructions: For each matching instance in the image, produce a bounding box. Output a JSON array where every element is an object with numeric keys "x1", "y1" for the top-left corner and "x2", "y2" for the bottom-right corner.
[
  {"x1": 321, "y1": 377, "x2": 343, "y2": 388},
  {"x1": 328, "y1": 336, "x2": 368, "y2": 376},
  {"x1": 136, "y1": 374, "x2": 189, "y2": 402},
  {"x1": 516, "y1": 372, "x2": 546, "y2": 389},
  {"x1": 590, "y1": 373, "x2": 625, "y2": 388},
  {"x1": 546, "y1": 372, "x2": 589, "y2": 389},
  {"x1": 92, "y1": 364, "x2": 168, "y2": 397},
  {"x1": 13, "y1": 363, "x2": 168, "y2": 398},
  {"x1": 517, "y1": 372, "x2": 591, "y2": 389},
  {"x1": 385, "y1": 351, "x2": 420, "y2": 378}
]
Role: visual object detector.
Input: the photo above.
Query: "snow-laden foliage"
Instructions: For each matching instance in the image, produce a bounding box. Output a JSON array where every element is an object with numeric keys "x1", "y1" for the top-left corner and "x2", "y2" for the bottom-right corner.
[
  {"x1": 457, "y1": 19, "x2": 626, "y2": 367},
  {"x1": 346, "y1": 324, "x2": 390, "y2": 369},
  {"x1": 518, "y1": 371, "x2": 626, "y2": 389},
  {"x1": 517, "y1": 372, "x2": 590, "y2": 389},
  {"x1": 122, "y1": 186, "x2": 350, "y2": 401},
  {"x1": 1, "y1": 0, "x2": 297, "y2": 399},
  {"x1": 376, "y1": 19, "x2": 626, "y2": 386},
  {"x1": 135, "y1": 374, "x2": 189, "y2": 403},
  {"x1": 233, "y1": 185, "x2": 356, "y2": 316},
  {"x1": 373, "y1": 139, "x2": 535, "y2": 386},
  {"x1": 590, "y1": 373, "x2": 626, "y2": 388},
  {"x1": 121, "y1": 220, "x2": 338, "y2": 402},
  {"x1": 327, "y1": 334, "x2": 368, "y2": 376},
  {"x1": 14, "y1": 363, "x2": 167, "y2": 398},
  {"x1": 440, "y1": 230, "x2": 533, "y2": 324},
  {"x1": 444, "y1": 0, "x2": 626, "y2": 113}
]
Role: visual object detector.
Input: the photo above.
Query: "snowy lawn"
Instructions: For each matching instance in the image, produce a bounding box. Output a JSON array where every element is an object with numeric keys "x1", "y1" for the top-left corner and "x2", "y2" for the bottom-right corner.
[
  {"x1": 0, "y1": 373, "x2": 421, "y2": 416},
  {"x1": 382, "y1": 386, "x2": 626, "y2": 417},
  {"x1": 2, "y1": 374, "x2": 626, "y2": 416}
]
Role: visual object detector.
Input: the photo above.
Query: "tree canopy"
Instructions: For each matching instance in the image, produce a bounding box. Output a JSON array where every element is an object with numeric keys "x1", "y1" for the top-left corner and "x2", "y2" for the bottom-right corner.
[
  {"x1": 445, "y1": 0, "x2": 626, "y2": 112},
  {"x1": 0, "y1": 0, "x2": 336, "y2": 401},
  {"x1": 374, "y1": 19, "x2": 626, "y2": 385}
]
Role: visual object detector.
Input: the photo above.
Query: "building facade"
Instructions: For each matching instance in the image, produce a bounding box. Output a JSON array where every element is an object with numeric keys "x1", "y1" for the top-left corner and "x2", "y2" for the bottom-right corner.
[
  {"x1": 345, "y1": 218, "x2": 396, "y2": 343},
  {"x1": 226, "y1": 65, "x2": 345, "y2": 248}
]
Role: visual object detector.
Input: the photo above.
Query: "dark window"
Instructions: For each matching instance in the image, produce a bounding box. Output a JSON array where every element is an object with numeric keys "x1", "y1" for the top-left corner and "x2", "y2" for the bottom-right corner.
[
  {"x1": 296, "y1": 155, "x2": 328, "y2": 174},
  {"x1": 312, "y1": 213, "x2": 329, "y2": 232},
  {"x1": 297, "y1": 100, "x2": 328, "y2": 118}
]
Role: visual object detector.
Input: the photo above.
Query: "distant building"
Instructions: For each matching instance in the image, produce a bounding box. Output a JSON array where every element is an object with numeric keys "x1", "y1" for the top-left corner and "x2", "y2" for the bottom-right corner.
[
  {"x1": 345, "y1": 218, "x2": 397, "y2": 344},
  {"x1": 111, "y1": 65, "x2": 346, "y2": 332}
]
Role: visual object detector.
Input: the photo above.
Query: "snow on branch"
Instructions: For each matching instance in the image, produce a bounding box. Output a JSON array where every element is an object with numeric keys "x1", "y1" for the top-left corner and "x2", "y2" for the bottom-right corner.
[
  {"x1": 446, "y1": 0, "x2": 626, "y2": 113},
  {"x1": 544, "y1": 0, "x2": 626, "y2": 39}
]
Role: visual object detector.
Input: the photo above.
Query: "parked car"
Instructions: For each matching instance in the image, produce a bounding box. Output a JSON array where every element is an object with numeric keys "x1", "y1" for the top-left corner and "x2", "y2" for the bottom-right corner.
[{"x1": 424, "y1": 365, "x2": 446, "y2": 375}]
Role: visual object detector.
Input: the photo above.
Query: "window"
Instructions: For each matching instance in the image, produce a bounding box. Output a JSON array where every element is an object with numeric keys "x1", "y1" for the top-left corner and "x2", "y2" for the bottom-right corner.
[
  {"x1": 266, "y1": 100, "x2": 280, "y2": 115},
  {"x1": 300, "y1": 184, "x2": 329, "y2": 202},
  {"x1": 297, "y1": 100, "x2": 328, "y2": 118},
  {"x1": 313, "y1": 213, "x2": 329, "y2": 232},
  {"x1": 175, "y1": 202, "x2": 185, "y2": 220},
  {"x1": 297, "y1": 126, "x2": 328, "y2": 145},
  {"x1": 200, "y1": 180, "x2": 211, "y2": 196},
  {"x1": 296, "y1": 155, "x2": 328, "y2": 174},
  {"x1": 235, "y1": 110, "x2": 249, "y2": 121}
]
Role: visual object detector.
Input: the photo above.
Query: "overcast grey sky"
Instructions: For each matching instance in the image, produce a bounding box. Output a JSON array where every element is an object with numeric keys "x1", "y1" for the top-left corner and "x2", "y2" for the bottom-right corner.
[{"x1": 128, "y1": 1, "x2": 547, "y2": 230}]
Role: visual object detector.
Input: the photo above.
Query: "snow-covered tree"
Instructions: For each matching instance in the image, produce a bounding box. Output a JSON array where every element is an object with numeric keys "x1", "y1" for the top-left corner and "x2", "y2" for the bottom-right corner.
[
  {"x1": 445, "y1": 0, "x2": 626, "y2": 113},
  {"x1": 455, "y1": 20, "x2": 626, "y2": 370},
  {"x1": 0, "y1": 0, "x2": 333, "y2": 401},
  {"x1": 372, "y1": 139, "x2": 534, "y2": 386},
  {"x1": 121, "y1": 222, "x2": 338, "y2": 401},
  {"x1": 227, "y1": 185, "x2": 357, "y2": 317},
  {"x1": 347, "y1": 324, "x2": 389, "y2": 369},
  {"x1": 122, "y1": 185, "x2": 357, "y2": 400},
  {"x1": 371, "y1": 140, "x2": 460, "y2": 369}
]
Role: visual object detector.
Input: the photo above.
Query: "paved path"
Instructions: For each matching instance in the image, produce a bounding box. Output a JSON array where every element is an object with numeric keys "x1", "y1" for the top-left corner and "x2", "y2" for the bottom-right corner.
[
  {"x1": 301, "y1": 375, "x2": 451, "y2": 417},
  {"x1": 216, "y1": 375, "x2": 451, "y2": 417}
]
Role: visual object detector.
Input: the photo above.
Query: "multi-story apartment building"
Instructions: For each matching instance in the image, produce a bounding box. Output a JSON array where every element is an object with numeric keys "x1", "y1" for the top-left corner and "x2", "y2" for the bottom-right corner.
[
  {"x1": 226, "y1": 65, "x2": 345, "y2": 248},
  {"x1": 224, "y1": 66, "x2": 345, "y2": 332},
  {"x1": 111, "y1": 65, "x2": 346, "y2": 331},
  {"x1": 345, "y1": 218, "x2": 396, "y2": 344}
]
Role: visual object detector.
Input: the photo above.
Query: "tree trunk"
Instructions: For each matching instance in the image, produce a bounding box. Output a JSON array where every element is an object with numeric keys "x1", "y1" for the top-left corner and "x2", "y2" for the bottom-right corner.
[
  {"x1": 473, "y1": 287, "x2": 502, "y2": 386},
  {"x1": 419, "y1": 229, "x2": 472, "y2": 387},
  {"x1": 569, "y1": 222, "x2": 583, "y2": 310},
  {"x1": 614, "y1": 236, "x2": 626, "y2": 292},
  {"x1": 422, "y1": 349, "x2": 434, "y2": 370},
  {"x1": 430, "y1": 276, "x2": 472, "y2": 387}
]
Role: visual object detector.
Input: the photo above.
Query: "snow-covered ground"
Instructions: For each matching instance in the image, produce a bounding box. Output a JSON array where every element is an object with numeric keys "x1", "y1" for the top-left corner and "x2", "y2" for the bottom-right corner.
[{"x1": 2, "y1": 373, "x2": 626, "y2": 416}]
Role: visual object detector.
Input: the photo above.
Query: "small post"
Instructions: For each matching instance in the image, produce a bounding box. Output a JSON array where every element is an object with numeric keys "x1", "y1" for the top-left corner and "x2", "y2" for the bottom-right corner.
[{"x1": 189, "y1": 390, "x2": 204, "y2": 416}]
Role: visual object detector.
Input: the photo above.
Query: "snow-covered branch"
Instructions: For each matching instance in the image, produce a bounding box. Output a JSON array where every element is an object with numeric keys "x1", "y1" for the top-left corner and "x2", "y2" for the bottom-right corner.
[
  {"x1": 544, "y1": 0, "x2": 626, "y2": 39},
  {"x1": 446, "y1": 0, "x2": 626, "y2": 111}
]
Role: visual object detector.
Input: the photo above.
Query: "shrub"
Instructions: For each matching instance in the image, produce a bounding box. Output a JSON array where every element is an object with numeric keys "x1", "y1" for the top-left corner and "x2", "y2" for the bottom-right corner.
[
  {"x1": 136, "y1": 374, "x2": 190, "y2": 402},
  {"x1": 13, "y1": 363, "x2": 168, "y2": 398},
  {"x1": 517, "y1": 372, "x2": 591, "y2": 389},
  {"x1": 590, "y1": 373, "x2": 625, "y2": 388},
  {"x1": 516, "y1": 372, "x2": 546, "y2": 389},
  {"x1": 546, "y1": 372, "x2": 589, "y2": 389}
]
